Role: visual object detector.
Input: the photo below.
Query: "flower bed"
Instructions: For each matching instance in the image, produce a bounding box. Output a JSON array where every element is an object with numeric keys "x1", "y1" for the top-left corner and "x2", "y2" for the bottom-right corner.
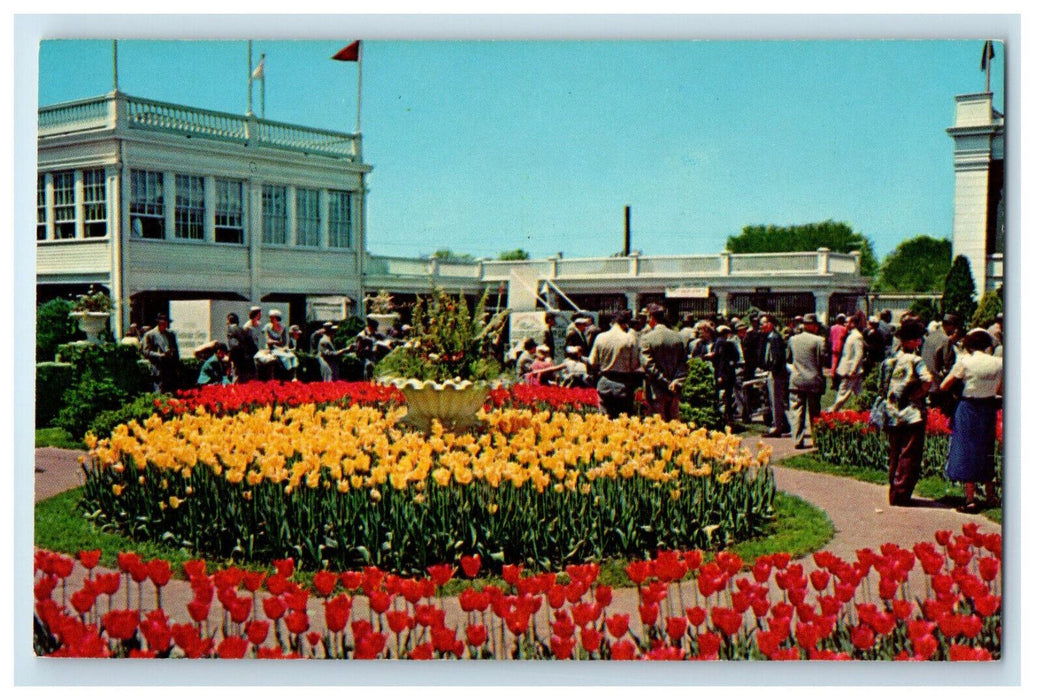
[
  {"x1": 34, "y1": 525, "x2": 1001, "y2": 660},
  {"x1": 83, "y1": 406, "x2": 774, "y2": 573},
  {"x1": 812, "y1": 408, "x2": 1003, "y2": 482},
  {"x1": 159, "y1": 381, "x2": 601, "y2": 419}
]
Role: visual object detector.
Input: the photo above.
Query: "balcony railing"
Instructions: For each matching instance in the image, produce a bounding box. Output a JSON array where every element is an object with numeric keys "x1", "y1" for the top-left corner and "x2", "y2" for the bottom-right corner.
[
  {"x1": 39, "y1": 93, "x2": 362, "y2": 161},
  {"x1": 364, "y1": 249, "x2": 864, "y2": 287}
]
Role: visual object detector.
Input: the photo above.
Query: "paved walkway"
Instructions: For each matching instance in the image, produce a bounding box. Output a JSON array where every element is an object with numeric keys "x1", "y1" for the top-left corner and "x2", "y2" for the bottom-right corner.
[{"x1": 34, "y1": 437, "x2": 1001, "y2": 654}]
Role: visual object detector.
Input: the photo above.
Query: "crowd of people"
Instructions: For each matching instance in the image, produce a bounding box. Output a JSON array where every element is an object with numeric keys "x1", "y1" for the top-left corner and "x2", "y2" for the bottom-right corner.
[
  {"x1": 120, "y1": 306, "x2": 415, "y2": 391},
  {"x1": 507, "y1": 303, "x2": 1004, "y2": 514}
]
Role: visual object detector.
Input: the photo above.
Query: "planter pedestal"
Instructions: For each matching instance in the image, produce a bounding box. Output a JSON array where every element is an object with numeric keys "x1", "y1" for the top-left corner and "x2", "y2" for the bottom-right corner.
[
  {"x1": 381, "y1": 377, "x2": 490, "y2": 433},
  {"x1": 69, "y1": 311, "x2": 111, "y2": 345}
]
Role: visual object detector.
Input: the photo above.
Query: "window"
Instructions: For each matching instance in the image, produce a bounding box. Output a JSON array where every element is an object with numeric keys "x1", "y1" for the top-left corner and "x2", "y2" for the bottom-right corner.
[
  {"x1": 215, "y1": 179, "x2": 244, "y2": 244},
  {"x1": 130, "y1": 170, "x2": 165, "y2": 239},
  {"x1": 295, "y1": 187, "x2": 320, "y2": 247},
  {"x1": 262, "y1": 185, "x2": 287, "y2": 244},
  {"x1": 328, "y1": 190, "x2": 352, "y2": 248},
  {"x1": 52, "y1": 170, "x2": 76, "y2": 239},
  {"x1": 37, "y1": 174, "x2": 47, "y2": 240},
  {"x1": 82, "y1": 168, "x2": 107, "y2": 238},
  {"x1": 175, "y1": 174, "x2": 205, "y2": 240}
]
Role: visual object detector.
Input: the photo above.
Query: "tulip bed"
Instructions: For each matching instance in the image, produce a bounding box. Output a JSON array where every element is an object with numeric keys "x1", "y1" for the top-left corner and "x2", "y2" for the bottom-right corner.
[
  {"x1": 83, "y1": 399, "x2": 775, "y2": 574},
  {"x1": 812, "y1": 409, "x2": 1003, "y2": 482},
  {"x1": 33, "y1": 525, "x2": 1001, "y2": 660}
]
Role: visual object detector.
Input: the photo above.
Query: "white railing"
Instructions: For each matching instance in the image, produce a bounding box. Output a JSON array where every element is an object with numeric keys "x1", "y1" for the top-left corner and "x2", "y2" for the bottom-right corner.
[
  {"x1": 38, "y1": 97, "x2": 110, "y2": 134},
  {"x1": 363, "y1": 250, "x2": 863, "y2": 286},
  {"x1": 39, "y1": 93, "x2": 361, "y2": 161}
]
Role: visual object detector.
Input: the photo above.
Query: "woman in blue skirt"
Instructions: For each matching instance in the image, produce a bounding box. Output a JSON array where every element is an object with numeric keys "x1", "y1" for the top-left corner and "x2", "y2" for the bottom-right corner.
[{"x1": 940, "y1": 328, "x2": 1003, "y2": 513}]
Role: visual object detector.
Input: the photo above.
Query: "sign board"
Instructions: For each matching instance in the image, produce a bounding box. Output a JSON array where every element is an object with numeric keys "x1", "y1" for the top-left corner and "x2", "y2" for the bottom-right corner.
[
  {"x1": 665, "y1": 286, "x2": 711, "y2": 299},
  {"x1": 507, "y1": 311, "x2": 574, "y2": 362},
  {"x1": 307, "y1": 296, "x2": 350, "y2": 322}
]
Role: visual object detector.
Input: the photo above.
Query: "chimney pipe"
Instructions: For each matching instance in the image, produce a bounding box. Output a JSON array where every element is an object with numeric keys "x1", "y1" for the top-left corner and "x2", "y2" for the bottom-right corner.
[{"x1": 623, "y1": 205, "x2": 631, "y2": 256}]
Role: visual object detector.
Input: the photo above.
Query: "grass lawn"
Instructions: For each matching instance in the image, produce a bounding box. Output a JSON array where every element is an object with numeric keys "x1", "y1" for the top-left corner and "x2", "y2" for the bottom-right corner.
[
  {"x1": 780, "y1": 453, "x2": 1002, "y2": 524},
  {"x1": 35, "y1": 427, "x2": 85, "y2": 450},
  {"x1": 36, "y1": 485, "x2": 833, "y2": 592}
]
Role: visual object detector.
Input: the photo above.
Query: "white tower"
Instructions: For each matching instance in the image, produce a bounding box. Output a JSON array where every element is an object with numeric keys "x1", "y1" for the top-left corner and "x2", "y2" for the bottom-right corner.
[{"x1": 947, "y1": 92, "x2": 1005, "y2": 295}]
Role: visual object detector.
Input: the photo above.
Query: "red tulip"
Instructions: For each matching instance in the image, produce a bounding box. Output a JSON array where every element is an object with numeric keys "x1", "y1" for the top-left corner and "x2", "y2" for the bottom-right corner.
[
  {"x1": 550, "y1": 634, "x2": 576, "y2": 660},
  {"x1": 639, "y1": 602, "x2": 659, "y2": 627},
  {"x1": 685, "y1": 606, "x2": 706, "y2": 627},
  {"x1": 665, "y1": 616, "x2": 688, "y2": 641},
  {"x1": 465, "y1": 623, "x2": 487, "y2": 647},
  {"x1": 354, "y1": 631, "x2": 387, "y2": 659},
  {"x1": 594, "y1": 585, "x2": 613, "y2": 608},
  {"x1": 312, "y1": 570, "x2": 338, "y2": 597},
  {"x1": 850, "y1": 624, "x2": 876, "y2": 651},
  {"x1": 272, "y1": 558, "x2": 295, "y2": 578},
  {"x1": 216, "y1": 635, "x2": 249, "y2": 659},
  {"x1": 261, "y1": 595, "x2": 286, "y2": 621},
  {"x1": 610, "y1": 639, "x2": 636, "y2": 660},
  {"x1": 625, "y1": 560, "x2": 651, "y2": 586},
  {"x1": 605, "y1": 613, "x2": 630, "y2": 639},
  {"x1": 70, "y1": 588, "x2": 97, "y2": 615},
  {"x1": 979, "y1": 557, "x2": 1000, "y2": 582},
  {"x1": 285, "y1": 609, "x2": 309, "y2": 635},
  {"x1": 246, "y1": 619, "x2": 270, "y2": 646},
  {"x1": 102, "y1": 609, "x2": 140, "y2": 641},
  {"x1": 408, "y1": 642, "x2": 433, "y2": 660},
  {"x1": 502, "y1": 564, "x2": 523, "y2": 587},
  {"x1": 183, "y1": 559, "x2": 207, "y2": 578},
  {"x1": 422, "y1": 563, "x2": 453, "y2": 588},
  {"x1": 340, "y1": 571, "x2": 363, "y2": 591},
  {"x1": 186, "y1": 599, "x2": 211, "y2": 623},
  {"x1": 460, "y1": 554, "x2": 481, "y2": 578},
  {"x1": 385, "y1": 609, "x2": 413, "y2": 635},
  {"x1": 147, "y1": 559, "x2": 172, "y2": 587},
  {"x1": 580, "y1": 626, "x2": 603, "y2": 653},
  {"x1": 94, "y1": 572, "x2": 121, "y2": 596},
  {"x1": 912, "y1": 633, "x2": 938, "y2": 659},
  {"x1": 369, "y1": 589, "x2": 392, "y2": 615},
  {"x1": 696, "y1": 631, "x2": 721, "y2": 659},
  {"x1": 77, "y1": 549, "x2": 101, "y2": 570},
  {"x1": 710, "y1": 606, "x2": 743, "y2": 637}
]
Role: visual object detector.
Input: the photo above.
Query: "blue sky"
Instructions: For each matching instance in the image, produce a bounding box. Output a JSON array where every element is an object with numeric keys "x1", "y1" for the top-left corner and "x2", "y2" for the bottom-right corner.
[{"x1": 38, "y1": 38, "x2": 1005, "y2": 262}]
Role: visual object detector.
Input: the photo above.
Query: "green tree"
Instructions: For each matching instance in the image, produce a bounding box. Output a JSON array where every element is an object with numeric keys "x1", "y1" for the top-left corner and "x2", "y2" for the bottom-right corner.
[
  {"x1": 972, "y1": 288, "x2": 1003, "y2": 328},
  {"x1": 497, "y1": 249, "x2": 531, "y2": 261},
  {"x1": 874, "y1": 236, "x2": 952, "y2": 292},
  {"x1": 431, "y1": 249, "x2": 475, "y2": 261},
  {"x1": 941, "y1": 255, "x2": 978, "y2": 323},
  {"x1": 36, "y1": 298, "x2": 82, "y2": 361},
  {"x1": 726, "y1": 220, "x2": 878, "y2": 278},
  {"x1": 907, "y1": 298, "x2": 942, "y2": 324}
]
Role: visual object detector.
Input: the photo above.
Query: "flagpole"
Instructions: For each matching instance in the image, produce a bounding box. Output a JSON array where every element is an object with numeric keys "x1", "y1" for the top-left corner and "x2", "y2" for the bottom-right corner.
[
  {"x1": 355, "y1": 42, "x2": 363, "y2": 134},
  {"x1": 260, "y1": 53, "x2": 266, "y2": 120},
  {"x1": 247, "y1": 40, "x2": 254, "y2": 116},
  {"x1": 112, "y1": 40, "x2": 119, "y2": 92}
]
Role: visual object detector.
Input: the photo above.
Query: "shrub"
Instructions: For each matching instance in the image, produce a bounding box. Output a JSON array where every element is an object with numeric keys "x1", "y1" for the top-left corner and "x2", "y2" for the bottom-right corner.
[
  {"x1": 36, "y1": 299, "x2": 82, "y2": 362},
  {"x1": 941, "y1": 255, "x2": 978, "y2": 324},
  {"x1": 87, "y1": 393, "x2": 169, "y2": 440},
  {"x1": 679, "y1": 358, "x2": 724, "y2": 431},
  {"x1": 55, "y1": 343, "x2": 151, "y2": 396},
  {"x1": 35, "y1": 362, "x2": 74, "y2": 428},
  {"x1": 54, "y1": 376, "x2": 130, "y2": 439},
  {"x1": 972, "y1": 289, "x2": 1003, "y2": 329}
]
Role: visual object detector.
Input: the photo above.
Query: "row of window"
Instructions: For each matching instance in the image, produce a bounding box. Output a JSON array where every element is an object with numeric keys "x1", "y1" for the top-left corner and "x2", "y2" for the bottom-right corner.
[
  {"x1": 38, "y1": 168, "x2": 355, "y2": 249},
  {"x1": 37, "y1": 169, "x2": 107, "y2": 240},
  {"x1": 129, "y1": 170, "x2": 354, "y2": 248}
]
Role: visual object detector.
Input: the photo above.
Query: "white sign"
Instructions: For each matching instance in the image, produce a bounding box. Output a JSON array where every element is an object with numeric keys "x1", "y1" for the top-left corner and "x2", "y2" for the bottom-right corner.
[{"x1": 665, "y1": 286, "x2": 711, "y2": 299}]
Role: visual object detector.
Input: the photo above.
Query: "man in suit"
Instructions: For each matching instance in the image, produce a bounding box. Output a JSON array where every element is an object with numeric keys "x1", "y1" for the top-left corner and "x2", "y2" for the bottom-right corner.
[
  {"x1": 786, "y1": 313, "x2": 829, "y2": 449},
  {"x1": 639, "y1": 304, "x2": 689, "y2": 421},
  {"x1": 921, "y1": 313, "x2": 962, "y2": 417},
  {"x1": 761, "y1": 314, "x2": 790, "y2": 437},
  {"x1": 828, "y1": 314, "x2": 866, "y2": 412},
  {"x1": 141, "y1": 313, "x2": 180, "y2": 393},
  {"x1": 589, "y1": 309, "x2": 642, "y2": 418}
]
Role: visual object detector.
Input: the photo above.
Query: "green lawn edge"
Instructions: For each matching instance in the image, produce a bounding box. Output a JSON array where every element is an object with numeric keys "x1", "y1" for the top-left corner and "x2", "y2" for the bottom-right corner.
[
  {"x1": 779, "y1": 453, "x2": 1002, "y2": 524},
  {"x1": 35, "y1": 480, "x2": 834, "y2": 591}
]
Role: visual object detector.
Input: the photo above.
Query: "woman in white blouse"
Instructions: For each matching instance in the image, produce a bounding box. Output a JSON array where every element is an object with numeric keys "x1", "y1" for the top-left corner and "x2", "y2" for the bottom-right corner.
[{"x1": 940, "y1": 328, "x2": 1003, "y2": 513}]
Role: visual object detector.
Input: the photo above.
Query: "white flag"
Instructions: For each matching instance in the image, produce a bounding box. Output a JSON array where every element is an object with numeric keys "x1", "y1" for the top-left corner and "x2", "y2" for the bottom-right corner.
[{"x1": 251, "y1": 57, "x2": 265, "y2": 80}]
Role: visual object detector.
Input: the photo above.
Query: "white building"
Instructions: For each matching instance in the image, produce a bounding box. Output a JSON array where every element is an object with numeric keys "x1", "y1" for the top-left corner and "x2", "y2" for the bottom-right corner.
[
  {"x1": 947, "y1": 92, "x2": 1004, "y2": 295},
  {"x1": 37, "y1": 90, "x2": 370, "y2": 337},
  {"x1": 37, "y1": 91, "x2": 872, "y2": 335}
]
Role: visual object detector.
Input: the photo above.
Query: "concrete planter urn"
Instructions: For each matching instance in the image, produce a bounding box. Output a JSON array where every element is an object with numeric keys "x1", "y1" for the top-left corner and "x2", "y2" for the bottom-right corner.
[
  {"x1": 367, "y1": 313, "x2": 400, "y2": 335},
  {"x1": 381, "y1": 376, "x2": 490, "y2": 433},
  {"x1": 69, "y1": 311, "x2": 110, "y2": 345}
]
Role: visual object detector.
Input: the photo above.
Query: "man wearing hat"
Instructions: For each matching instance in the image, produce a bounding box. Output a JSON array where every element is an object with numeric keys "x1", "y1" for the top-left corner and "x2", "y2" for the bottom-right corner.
[
  {"x1": 786, "y1": 313, "x2": 829, "y2": 448},
  {"x1": 639, "y1": 304, "x2": 689, "y2": 421},
  {"x1": 707, "y1": 324, "x2": 740, "y2": 424},
  {"x1": 828, "y1": 314, "x2": 866, "y2": 412},
  {"x1": 225, "y1": 312, "x2": 257, "y2": 383},
  {"x1": 589, "y1": 309, "x2": 642, "y2": 418},
  {"x1": 311, "y1": 322, "x2": 335, "y2": 354},
  {"x1": 564, "y1": 313, "x2": 594, "y2": 360},
  {"x1": 141, "y1": 313, "x2": 180, "y2": 393},
  {"x1": 760, "y1": 315, "x2": 790, "y2": 436},
  {"x1": 877, "y1": 316, "x2": 933, "y2": 506},
  {"x1": 315, "y1": 324, "x2": 346, "y2": 382},
  {"x1": 922, "y1": 313, "x2": 962, "y2": 416}
]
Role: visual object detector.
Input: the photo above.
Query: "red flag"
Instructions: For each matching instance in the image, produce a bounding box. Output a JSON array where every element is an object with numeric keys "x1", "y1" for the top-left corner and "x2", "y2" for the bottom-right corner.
[{"x1": 332, "y1": 41, "x2": 360, "y2": 62}]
